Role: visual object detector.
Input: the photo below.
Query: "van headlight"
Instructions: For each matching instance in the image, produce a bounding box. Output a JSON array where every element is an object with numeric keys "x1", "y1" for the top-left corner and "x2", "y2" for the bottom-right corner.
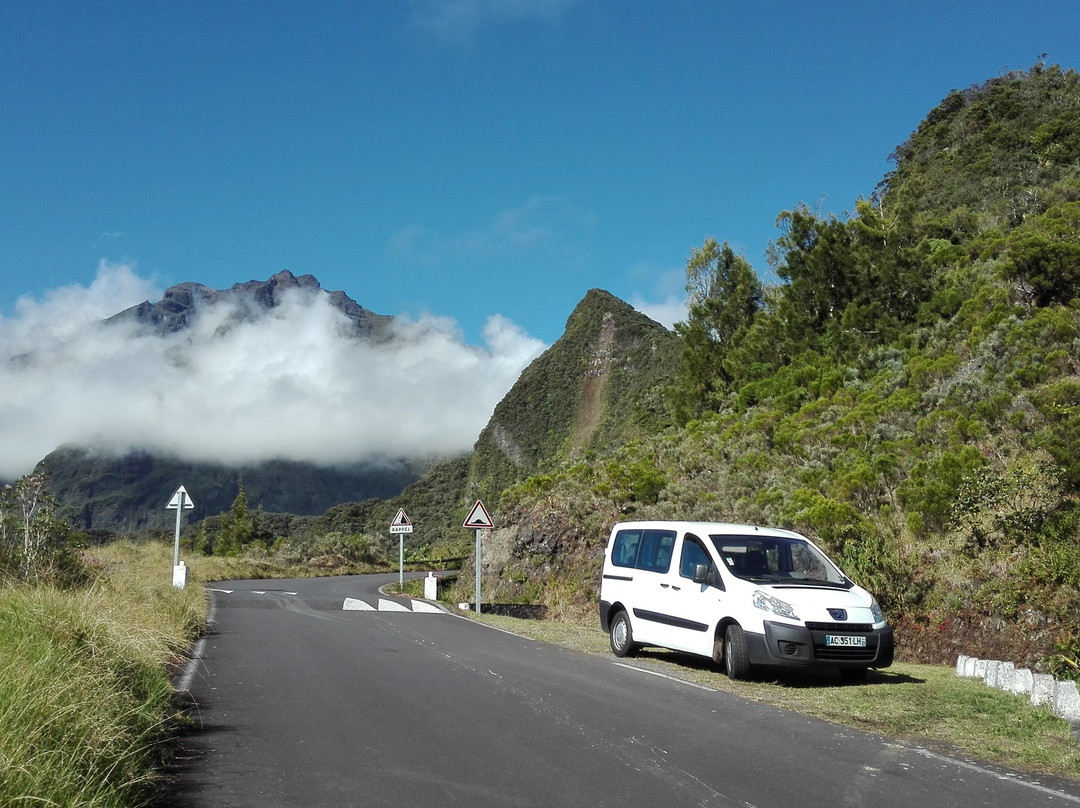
[
  {"x1": 753, "y1": 590, "x2": 799, "y2": 621},
  {"x1": 870, "y1": 597, "x2": 886, "y2": 625}
]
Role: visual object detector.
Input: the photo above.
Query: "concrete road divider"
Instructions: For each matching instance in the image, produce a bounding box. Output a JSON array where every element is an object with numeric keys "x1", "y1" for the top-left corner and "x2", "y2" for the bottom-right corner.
[{"x1": 956, "y1": 655, "x2": 1080, "y2": 725}]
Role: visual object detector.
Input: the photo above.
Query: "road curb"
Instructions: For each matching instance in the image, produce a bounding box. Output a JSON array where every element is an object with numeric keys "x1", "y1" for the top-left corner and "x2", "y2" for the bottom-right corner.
[{"x1": 956, "y1": 654, "x2": 1080, "y2": 735}]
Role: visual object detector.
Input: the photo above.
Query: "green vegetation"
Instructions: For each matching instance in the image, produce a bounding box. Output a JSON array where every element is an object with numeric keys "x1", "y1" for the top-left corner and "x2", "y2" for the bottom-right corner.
[
  {"x1": 0, "y1": 541, "x2": 204, "y2": 807},
  {"x1": 462, "y1": 64, "x2": 1080, "y2": 680},
  {"x1": 7, "y1": 61, "x2": 1080, "y2": 803},
  {"x1": 1, "y1": 467, "x2": 79, "y2": 583}
]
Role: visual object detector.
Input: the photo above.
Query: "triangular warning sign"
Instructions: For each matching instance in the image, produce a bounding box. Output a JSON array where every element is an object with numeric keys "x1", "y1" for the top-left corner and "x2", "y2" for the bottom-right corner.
[
  {"x1": 389, "y1": 508, "x2": 413, "y2": 533},
  {"x1": 463, "y1": 500, "x2": 494, "y2": 529},
  {"x1": 166, "y1": 485, "x2": 195, "y2": 510}
]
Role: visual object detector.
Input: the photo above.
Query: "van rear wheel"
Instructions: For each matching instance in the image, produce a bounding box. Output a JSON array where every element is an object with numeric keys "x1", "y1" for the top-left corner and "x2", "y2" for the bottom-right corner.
[
  {"x1": 609, "y1": 611, "x2": 639, "y2": 658},
  {"x1": 724, "y1": 624, "x2": 751, "y2": 680}
]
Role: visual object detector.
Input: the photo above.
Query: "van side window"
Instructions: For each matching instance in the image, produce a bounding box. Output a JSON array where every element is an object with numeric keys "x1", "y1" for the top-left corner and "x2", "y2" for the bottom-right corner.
[
  {"x1": 613, "y1": 529, "x2": 676, "y2": 573},
  {"x1": 637, "y1": 529, "x2": 676, "y2": 573},
  {"x1": 679, "y1": 534, "x2": 719, "y2": 587},
  {"x1": 611, "y1": 530, "x2": 642, "y2": 568}
]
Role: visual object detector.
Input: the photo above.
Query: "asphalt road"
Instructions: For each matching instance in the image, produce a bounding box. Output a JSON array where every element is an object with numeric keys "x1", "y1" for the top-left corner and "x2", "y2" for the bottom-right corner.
[{"x1": 164, "y1": 574, "x2": 1080, "y2": 807}]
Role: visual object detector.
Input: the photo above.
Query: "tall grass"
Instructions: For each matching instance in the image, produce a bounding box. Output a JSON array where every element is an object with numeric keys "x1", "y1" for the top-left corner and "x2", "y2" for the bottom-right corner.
[{"x1": 0, "y1": 541, "x2": 206, "y2": 807}]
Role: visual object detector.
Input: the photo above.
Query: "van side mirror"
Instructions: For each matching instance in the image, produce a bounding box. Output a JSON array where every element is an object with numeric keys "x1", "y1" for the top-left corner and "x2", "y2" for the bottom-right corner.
[{"x1": 693, "y1": 564, "x2": 710, "y2": 584}]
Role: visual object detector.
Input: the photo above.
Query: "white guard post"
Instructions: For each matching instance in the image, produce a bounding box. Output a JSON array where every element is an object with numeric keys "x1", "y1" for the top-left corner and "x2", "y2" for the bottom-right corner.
[
  {"x1": 166, "y1": 485, "x2": 195, "y2": 589},
  {"x1": 424, "y1": 571, "x2": 438, "y2": 600},
  {"x1": 172, "y1": 561, "x2": 188, "y2": 588}
]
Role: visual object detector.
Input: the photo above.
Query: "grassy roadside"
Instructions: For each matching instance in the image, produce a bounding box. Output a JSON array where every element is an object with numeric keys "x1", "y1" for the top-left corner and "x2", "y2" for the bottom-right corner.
[
  {"x1": 0, "y1": 542, "x2": 408, "y2": 807},
  {"x1": 2, "y1": 542, "x2": 1077, "y2": 807},
  {"x1": 0, "y1": 541, "x2": 205, "y2": 807},
  {"x1": 467, "y1": 612, "x2": 1080, "y2": 781}
]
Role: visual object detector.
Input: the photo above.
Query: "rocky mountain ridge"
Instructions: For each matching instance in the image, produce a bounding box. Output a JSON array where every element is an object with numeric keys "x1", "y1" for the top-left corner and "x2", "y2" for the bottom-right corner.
[
  {"x1": 106, "y1": 269, "x2": 394, "y2": 340},
  {"x1": 37, "y1": 271, "x2": 408, "y2": 530}
]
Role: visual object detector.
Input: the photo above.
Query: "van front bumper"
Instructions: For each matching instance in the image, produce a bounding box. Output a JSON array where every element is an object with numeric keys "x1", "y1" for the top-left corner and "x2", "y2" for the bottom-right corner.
[{"x1": 748, "y1": 620, "x2": 894, "y2": 669}]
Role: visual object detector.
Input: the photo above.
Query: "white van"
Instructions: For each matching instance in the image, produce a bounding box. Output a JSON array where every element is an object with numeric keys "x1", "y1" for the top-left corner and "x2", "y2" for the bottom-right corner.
[{"x1": 598, "y1": 521, "x2": 894, "y2": 681}]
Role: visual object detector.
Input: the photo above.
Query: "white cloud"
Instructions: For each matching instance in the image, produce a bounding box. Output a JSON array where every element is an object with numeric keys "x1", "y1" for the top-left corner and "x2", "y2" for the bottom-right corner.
[
  {"x1": 0, "y1": 265, "x2": 546, "y2": 479},
  {"x1": 0, "y1": 261, "x2": 160, "y2": 354},
  {"x1": 630, "y1": 297, "x2": 685, "y2": 331}
]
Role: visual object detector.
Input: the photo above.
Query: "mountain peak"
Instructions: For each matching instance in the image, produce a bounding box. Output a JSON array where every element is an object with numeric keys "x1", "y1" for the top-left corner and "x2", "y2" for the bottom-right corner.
[
  {"x1": 106, "y1": 271, "x2": 393, "y2": 338},
  {"x1": 467, "y1": 288, "x2": 680, "y2": 503}
]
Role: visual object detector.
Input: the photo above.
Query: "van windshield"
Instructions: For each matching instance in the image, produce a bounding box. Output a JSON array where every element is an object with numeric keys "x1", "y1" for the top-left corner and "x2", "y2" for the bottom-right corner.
[{"x1": 709, "y1": 534, "x2": 851, "y2": 587}]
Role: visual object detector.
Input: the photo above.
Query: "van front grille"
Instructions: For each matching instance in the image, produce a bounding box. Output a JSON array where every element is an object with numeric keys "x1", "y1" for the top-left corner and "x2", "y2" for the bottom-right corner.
[
  {"x1": 805, "y1": 622, "x2": 872, "y2": 632},
  {"x1": 814, "y1": 644, "x2": 878, "y2": 661}
]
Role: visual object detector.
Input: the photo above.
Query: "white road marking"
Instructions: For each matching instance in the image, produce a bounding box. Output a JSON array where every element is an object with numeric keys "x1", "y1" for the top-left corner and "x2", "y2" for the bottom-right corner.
[
  {"x1": 343, "y1": 597, "x2": 376, "y2": 611},
  {"x1": 210, "y1": 590, "x2": 441, "y2": 612},
  {"x1": 411, "y1": 600, "x2": 444, "y2": 613},
  {"x1": 612, "y1": 662, "x2": 716, "y2": 691},
  {"x1": 901, "y1": 744, "x2": 1080, "y2": 804},
  {"x1": 342, "y1": 597, "x2": 445, "y2": 613}
]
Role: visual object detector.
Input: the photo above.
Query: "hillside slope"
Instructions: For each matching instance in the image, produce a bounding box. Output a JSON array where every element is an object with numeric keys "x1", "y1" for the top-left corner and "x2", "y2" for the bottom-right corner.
[
  {"x1": 43, "y1": 446, "x2": 417, "y2": 532},
  {"x1": 467, "y1": 64, "x2": 1080, "y2": 672},
  {"x1": 310, "y1": 289, "x2": 681, "y2": 552},
  {"x1": 468, "y1": 289, "x2": 679, "y2": 506}
]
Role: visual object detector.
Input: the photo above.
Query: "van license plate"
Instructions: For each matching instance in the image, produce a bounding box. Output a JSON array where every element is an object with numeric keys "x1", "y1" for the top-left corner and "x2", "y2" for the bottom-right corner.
[{"x1": 825, "y1": 635, "x2": 866, "y2": 647}]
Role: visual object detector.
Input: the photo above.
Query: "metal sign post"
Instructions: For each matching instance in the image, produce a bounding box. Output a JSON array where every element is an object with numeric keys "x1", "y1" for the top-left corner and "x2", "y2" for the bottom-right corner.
[
  {"x1": 166, "y1": 485, "x2": 195, "y2": 588},
  {"x1": 389, "y1": 508, "x2": 413, "y2": 588},
  {"x1": 463, "y1": 500, "x2": 494, "y2": 613},
  {"x1": 475, "y1": 528, "x2": 482, "y2": 613}
]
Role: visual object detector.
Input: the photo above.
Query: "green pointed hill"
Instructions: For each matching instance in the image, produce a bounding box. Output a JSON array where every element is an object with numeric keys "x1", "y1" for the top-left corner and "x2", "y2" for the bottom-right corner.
[
  {"x1": 467, "y1": 289, "x2": 679, "y2": 505},
  {"x1": 339, "y1": 289, "x2": 680, "y2": 549}
]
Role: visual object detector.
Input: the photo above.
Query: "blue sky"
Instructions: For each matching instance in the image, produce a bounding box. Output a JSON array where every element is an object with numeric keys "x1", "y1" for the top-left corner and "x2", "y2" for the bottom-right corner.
[
  {"x1": 4, "y1": 1, "x2": 1079, "y2": 346},
  {"x1": 3, "y1": 1, "x2": 1080, "y2": 480}
]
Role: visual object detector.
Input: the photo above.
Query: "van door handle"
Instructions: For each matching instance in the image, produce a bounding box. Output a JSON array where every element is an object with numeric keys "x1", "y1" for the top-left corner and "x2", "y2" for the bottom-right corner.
[
  {"x1": 671, "y1": 585, "x2": 681, "y2": 591},
  {"x1": 660, "y1": 583, "x2": 670, "y2": 588}
]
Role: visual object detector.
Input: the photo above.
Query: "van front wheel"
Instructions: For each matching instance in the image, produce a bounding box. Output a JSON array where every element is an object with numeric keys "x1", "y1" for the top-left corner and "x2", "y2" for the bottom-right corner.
[
  {"x1": 724, "y1": 624, "x2": 751, "y2": 680},
  {"x1": 609, "y1": 611, "x2": 639, "y2": 658}
]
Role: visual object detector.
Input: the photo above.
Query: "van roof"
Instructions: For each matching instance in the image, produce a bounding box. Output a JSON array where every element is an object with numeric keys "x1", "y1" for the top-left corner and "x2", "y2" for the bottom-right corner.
[{"x1": 610, "y1": 520, "x2": 807, "y2": 540}]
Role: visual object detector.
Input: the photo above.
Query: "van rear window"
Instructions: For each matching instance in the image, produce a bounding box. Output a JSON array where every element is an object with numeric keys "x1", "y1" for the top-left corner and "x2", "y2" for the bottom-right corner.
[{"x1": 612, "y1": 529, "x2": 676, "y2": 573}]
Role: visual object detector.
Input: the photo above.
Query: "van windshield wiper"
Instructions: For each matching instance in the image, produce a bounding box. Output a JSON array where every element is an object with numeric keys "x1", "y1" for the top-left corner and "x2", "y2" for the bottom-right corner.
[{"x1": 770, "y1": 579, "x2": 853, "y2": 589}]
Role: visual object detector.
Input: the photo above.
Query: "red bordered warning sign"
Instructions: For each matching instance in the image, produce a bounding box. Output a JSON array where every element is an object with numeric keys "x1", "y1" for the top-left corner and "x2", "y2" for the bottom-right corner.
[
  {"x1": 463, "y1": 500, "x2": 494, "y2": 529},
  {"x1": 390, "y1": 508, "x2": 413, "y2": 534}
]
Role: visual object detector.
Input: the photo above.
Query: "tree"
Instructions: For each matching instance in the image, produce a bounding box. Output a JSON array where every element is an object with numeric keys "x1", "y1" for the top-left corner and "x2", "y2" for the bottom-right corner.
[
  {"x1": 765, "y1": 202, "x2": 932, "y2": 360},
  {"x1": 216, "y1": 480, "x2": 254, "y2": 557},
  {"x1": 769, "y1": 205, "x2": 861, "y2": 333},
  {"x1": 671, "y1": 239, "x2": 764, "y2": 420},
  {"x1": 192, "y1": 521, "x2": 211, "y2": 556},
  {"x1": 1002, "y1": 201, "x2": 1080, "y2": 306},
  {"x1": 0, "y1": 467, "x2": 72, "y2": 580}
]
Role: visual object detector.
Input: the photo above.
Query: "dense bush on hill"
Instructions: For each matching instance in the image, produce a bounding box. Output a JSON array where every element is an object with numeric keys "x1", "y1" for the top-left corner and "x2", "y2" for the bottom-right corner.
[{"x1": 473, "y1": 64, "x2": 1080, "y2": 677}]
